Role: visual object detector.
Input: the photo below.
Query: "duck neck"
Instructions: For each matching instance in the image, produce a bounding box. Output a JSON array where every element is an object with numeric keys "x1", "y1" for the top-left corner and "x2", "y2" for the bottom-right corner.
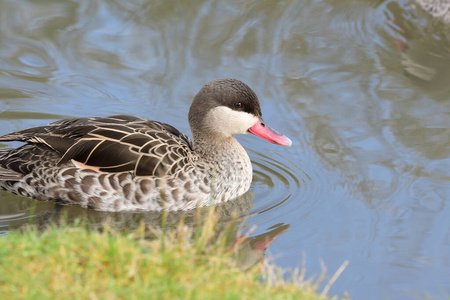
[
  {"x1": 192, "y1": 131, "x2": 251, "y2": 173},
  {"x1": 192, "y1": 132, "x2": 246, "y2": 161},
  {"x1": 191, "y1": 131, "x2": 253, "y2": 195}
]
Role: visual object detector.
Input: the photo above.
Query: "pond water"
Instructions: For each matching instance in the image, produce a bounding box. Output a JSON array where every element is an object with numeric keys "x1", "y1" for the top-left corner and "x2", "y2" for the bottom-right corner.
[{"x1": 0, "y1": 0, "x2": 449, "y2": 298}]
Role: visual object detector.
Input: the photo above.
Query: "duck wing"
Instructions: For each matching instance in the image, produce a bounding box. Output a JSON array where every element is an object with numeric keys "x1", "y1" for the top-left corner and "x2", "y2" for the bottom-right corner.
[{"x1": 0, "y1": 115, "x2": 194, "y2": 177}]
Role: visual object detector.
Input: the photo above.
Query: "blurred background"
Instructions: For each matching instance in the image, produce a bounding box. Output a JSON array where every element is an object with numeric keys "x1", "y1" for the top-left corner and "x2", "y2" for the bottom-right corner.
[{"x1": 0, "y1": 0, "x2": 449, "y2": 298}]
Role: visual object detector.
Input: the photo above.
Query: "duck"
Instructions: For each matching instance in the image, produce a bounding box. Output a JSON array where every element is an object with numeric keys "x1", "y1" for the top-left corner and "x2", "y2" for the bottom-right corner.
[{"x1": 0, "y1": 79, "x2": 291, "y2": 211}]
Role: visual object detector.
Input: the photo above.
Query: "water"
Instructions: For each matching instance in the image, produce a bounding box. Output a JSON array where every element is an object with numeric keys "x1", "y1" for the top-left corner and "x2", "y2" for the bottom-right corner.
[{"x1": 1, "y1": 0, "x2": 449, "y2": 298}]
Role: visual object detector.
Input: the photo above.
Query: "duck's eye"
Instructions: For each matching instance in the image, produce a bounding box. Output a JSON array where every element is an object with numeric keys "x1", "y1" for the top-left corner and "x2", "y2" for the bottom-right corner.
[{"x1": 234, "y1": 102, "x2": 244, "y2": 109}]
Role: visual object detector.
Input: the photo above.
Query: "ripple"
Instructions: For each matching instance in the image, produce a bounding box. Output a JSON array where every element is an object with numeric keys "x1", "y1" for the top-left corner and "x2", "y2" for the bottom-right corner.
[
  {"x1": 409, "y1": 177, "x2": 447, "y2": 212},
  {"x1": 0, "y1": 191, "x2": 55, "y2": 233},
  {"x1": 6, "y1": 43, "x2": 56, "y2": 81},
  {"x1": 247, "y1": 148, "x2": 324, "y2": 224}
]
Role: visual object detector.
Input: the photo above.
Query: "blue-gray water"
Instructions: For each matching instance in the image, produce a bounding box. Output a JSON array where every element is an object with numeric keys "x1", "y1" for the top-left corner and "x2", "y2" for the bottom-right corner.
[{"x1": 0, "y1": 0, "x2": 449, "y2": 299}]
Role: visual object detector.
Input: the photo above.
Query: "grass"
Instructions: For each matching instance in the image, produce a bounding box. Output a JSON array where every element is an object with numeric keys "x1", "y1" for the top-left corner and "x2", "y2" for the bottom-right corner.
[{"x1": 0, "y1": 208, "x2": 347, "y2": 300}]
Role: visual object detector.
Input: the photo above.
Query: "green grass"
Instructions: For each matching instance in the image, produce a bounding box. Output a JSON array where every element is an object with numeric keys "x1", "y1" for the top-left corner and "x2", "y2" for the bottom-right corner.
[{"x1": 0, "y1": 209, "x2": 347, "y2": 300}]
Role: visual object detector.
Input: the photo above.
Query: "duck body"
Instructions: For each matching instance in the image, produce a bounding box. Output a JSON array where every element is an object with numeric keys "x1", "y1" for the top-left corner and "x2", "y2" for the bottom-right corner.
[{"x1": 0, "y1": 79, "x2": 291, "y2": 211}]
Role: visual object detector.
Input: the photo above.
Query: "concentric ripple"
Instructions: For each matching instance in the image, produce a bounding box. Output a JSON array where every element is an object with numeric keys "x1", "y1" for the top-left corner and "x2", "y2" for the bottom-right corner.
[{"x1": 246, "y1": 148, "x2": 325, "y2": 225}]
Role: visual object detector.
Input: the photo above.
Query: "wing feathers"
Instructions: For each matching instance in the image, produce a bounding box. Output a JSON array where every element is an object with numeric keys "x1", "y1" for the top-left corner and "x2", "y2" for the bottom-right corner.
[
  {"x1": 0, "y1": 115, "x2": 194, "y2": 178},
  {"x1": 0, "y1": 167, "x2": 23, "y2": 181},
  {"x1": 59, "y1": 139, "x2": 103, "y2": 165}
]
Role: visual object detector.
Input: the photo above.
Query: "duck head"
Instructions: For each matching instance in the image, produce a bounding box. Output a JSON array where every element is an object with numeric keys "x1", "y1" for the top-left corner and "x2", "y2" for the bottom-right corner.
[{"x1": 188, "y1": 78, "x2": 292, "y2": 147}]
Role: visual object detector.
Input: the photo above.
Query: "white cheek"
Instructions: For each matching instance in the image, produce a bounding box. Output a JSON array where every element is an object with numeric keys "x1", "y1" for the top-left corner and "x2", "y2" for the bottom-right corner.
[{"x1": 205, "y1": 106, "x2": 259, "y2": 135}]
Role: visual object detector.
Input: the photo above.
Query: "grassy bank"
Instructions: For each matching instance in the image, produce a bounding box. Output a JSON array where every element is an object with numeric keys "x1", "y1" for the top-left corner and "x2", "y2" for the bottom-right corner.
[{"x1": 0, "y1": 211, "x2": 346, "y2": 300}]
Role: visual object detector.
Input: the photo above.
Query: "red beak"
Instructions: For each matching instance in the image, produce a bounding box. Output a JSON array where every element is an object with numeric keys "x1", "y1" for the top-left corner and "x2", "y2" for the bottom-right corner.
[{"x1": 248, "y1": 118, "x2": 292, "y2": 147}]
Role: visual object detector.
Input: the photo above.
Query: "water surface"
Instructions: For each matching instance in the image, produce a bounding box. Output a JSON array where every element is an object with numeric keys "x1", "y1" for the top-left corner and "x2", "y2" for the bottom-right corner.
[{"x1": 0, "y1": 0, "x2": 449, "y2": 299}]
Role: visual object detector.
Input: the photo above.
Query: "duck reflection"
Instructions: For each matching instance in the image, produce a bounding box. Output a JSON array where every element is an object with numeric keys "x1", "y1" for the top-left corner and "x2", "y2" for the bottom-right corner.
[
  {"x1": 385, "y1": 1, "x2": 450, "y2": 100},
  {"x1": 383, "y1": 1, "x2": 450, "y2": 161},
  {"x1": 416, "y1": 0, "x2": 450, "y2": 23},
  {"x1": 0, "y1": 190, "x2": 254, "y2": 230}
]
